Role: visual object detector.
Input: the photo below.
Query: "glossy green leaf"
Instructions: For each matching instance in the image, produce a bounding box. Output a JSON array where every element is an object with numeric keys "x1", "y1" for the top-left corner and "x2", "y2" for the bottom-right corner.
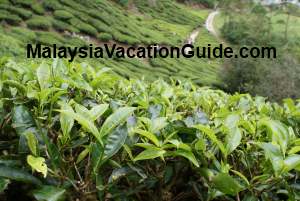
[
  {"x1": 90, "y1": 104, "x2": 109, "y2": 121},
  {"x1": 134, "y1": 148, "x2": 166, "y2": 161},
  {"x1": 283, "y1": 155, "x2": 300, "y2": 172},
  {"x1": 173, "y1": 149, "x2": 199, "y2": 167},
  {"x1": 0, "y1": 165, "x2": 41, "y2": 185},
  {"x1": 212, "y1": 173, "x2": 244, "y2": 196},
  {"x1": 135, "y1": 129, "x2": 160, "y2": 147},
  {"x1": 26, "y1": 132, "x2": 38, "y2": 156},
  {"x1": 99, "y1": 107, "x2": 135, "y2": 137},
  {"x1": 12, "y1": 105, "x2": 35, "y2": 136},
  {"x1": 225, "y1": 127, "x2": 242, "y2": 155},
  {"x1": 104, "y1": 125, "x2": 128, "y2": 159},
  {"x1": 58, "y1": 109, "x2": 101, "y2": 143},
  {"x1": 259, "y1": 143, "x2": 283, "y2": 175},
  {"x1": 59, "y1": 103, "x2": 74, "y2": 141},
  {"x1": 36, "y1": 63, "x2": 51, "y2": 89},
  {"x1": 288, "y1": 146, "x2": 300, "y2": 155},
  {"x1": 33, "y1": 185, "x2": 66, "y2": 201},
  {"x1": 193, "y1": 124, "x2": 226, "y2": 155},
  {"x1": 259, "y1": 119, "x2": 289, "y2": 154}
]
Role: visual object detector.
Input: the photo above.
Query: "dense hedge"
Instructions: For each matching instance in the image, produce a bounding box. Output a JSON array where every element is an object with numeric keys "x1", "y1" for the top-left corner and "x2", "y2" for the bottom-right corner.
[
  {"x1": 0, "y1": 60, "x2": 300, "y2": 201},
  {"x1": 26, "y1": 16, "x2": 52, "y2": 30},
  {"x1": 97, "y1": 33, "x2": 113, "y2": 42}
]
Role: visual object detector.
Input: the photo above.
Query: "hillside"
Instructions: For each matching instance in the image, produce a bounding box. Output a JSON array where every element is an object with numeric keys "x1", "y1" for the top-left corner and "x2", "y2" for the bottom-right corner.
[{"x1": 0, "y1": 0, "x2": 221, "y2": 86}]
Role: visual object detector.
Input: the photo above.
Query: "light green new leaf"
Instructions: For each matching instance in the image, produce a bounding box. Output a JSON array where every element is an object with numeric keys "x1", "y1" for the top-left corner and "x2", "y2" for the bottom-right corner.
[
  {"x1": 259, "y1": 143, "x2": 283, "y2": 175},
  {"x1": 90, "y1": 104, "x2": 109, "y2": 121},
  {"x1": 259, "y1": 119, "x2": 289, "y2": 154},
  {"x1": 99, "y1": 107, "x2": 135, "y2": 137},
  {"x1": 173, "y1": 149, "x2": 199, "y2": 167},
  {"x1": 283, "y1": 154, "x2": 300, "y2": 172},
  {"x1": 193, "y1": 124, "x2": 226, "y2": 156},
  {"x1": 59, "y1": 103, "x2": 74, "y2": 141},
  {"x1": 150, "y1": 117, "x2": 168, "y2": 133},
  {"x1": 26, "y1": 132, "x2": 38, "y2": 156},
  {"x1": 58, "y1": 109, "x2": 101, "y2": 143},
  {"x1": 212, "y1": 173, "x2": 244, "y2": 196},
  {"x1": 33, "y1": 185, "x2": 66, "y2": 201},
  {"x1": 225, "y1": 127, "x2": 242, "y2": 155},
  {"x1": 168, "y1": 139, "x2": 191, "y2": 151},
  {"x1": 36, "y1": 63, "x2": 51, "y2": 89},
  {"x1": 76, "y1": 147, "x2": 90, "y2": 164},
  {"x1": 27, "y1": 155, "x2": 48, "y2": 178},
  {"x1": 75, "y1": 103, "x2": 91, "y2": 120},
  {"x1": 135, "y1": 129, "x2": 160, "y2": 147},
  {"x1": 134, "y1": 149, "x2": 166, "y2": 161},
  {"x1": 104, "y1": 125, "x2": 128, "y2": 159},
  {"x1": 288, "y1": 146, "x2": 300, "y2": 155}
]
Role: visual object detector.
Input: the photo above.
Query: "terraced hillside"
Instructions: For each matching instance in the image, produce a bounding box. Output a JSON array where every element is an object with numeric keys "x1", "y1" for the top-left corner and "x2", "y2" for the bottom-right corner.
[{"x1": 0, "y1": 0, "x2": 221, "y2": 86}]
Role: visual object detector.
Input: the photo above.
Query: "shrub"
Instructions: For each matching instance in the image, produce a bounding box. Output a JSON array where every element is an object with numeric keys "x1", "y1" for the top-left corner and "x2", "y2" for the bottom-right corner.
[
  {"x1": 10, "y1": 27, "x2": 36, "y2": 42},
  {"x1": 52, "y1": 20, "x2": 79, "y2": 33},
  {"x1": 42, "y1": 0, "x2": 60, "y2": 11},
  {"x1": 31, "y1": 4, "x2": 45, "y2": 15},
  {"x1": 26, "y1": 16, "x2": 52, "y2": 30},
  {"x1": 0, "y1": 11, "x2": 22, "y2": 25},
  {"x1": 0, "y1": 4, "x2": 32, "y2": 19},
  {"x1": 53, "y1": 10, "x2": 74, "y2": 20},
  {"x1": 72, "y1": 21, "x2": 97, "y2": 36},
  {"x1": 113, "y1": 32, "x2": 140, "y2": 45},
  {"x1": 10, "y1": 0, "x2": 33, "y2": 8},
  {"x1": 221, "y1": 55, "x2": 300, "y2": 101},
  {"x1": 0, "y1": 32, "x2": 23, "y2": 56},
  {"x1": 66, "y1": 36, "x2": 88, "y2": 47},
  {"x1": 1, "y1": 60, "x2": 300, "y2": 201},
  {"x1": 87, "y1": 18, "x2": 113, "y2": 33},
  {"x1": 97, "y1": 33, "x2": 112, "y2": 42},
  {"x1": 35, "y1": 31, "x2": 65, "y2": 46}
]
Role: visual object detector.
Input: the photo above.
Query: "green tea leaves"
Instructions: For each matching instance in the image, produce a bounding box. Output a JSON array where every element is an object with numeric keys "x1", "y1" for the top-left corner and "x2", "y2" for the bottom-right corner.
[
  {"x1": 134, "y1": 148, "x2": 166, "y2": 161},
  {"x1": 104, "y1": 125, "x2": 128, "y2": 159},
  {"x1": 99, "y1": 107, "x2": 135, "y2": 137},
  {"x1": 33, "y1": 185, "x2": 66, "y2": 201},
  {"x1": 27, "y1": 155, "x2": 48, "y2": 178},
  {"x1": 0, "y1": 165, "x2": 41, "y2": 185},
  {"x1": 36, "y1": 63, "x2": 51, "y2": 89},
  {"x1": 212, "y1": 173, "x2": 244, "y2": 196}
]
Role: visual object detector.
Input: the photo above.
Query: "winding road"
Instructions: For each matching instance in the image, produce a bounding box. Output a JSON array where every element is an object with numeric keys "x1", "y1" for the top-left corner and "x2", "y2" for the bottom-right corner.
[
  {"x1": 205, "y1": 10, "x2": 219, "y2": 37},
  {"x1": 186, "y1": 10, "x2": 220, "y2": 46}
]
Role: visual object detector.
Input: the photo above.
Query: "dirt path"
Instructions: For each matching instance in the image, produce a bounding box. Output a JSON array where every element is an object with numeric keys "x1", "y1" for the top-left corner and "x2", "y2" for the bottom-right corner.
[
  {"x1": 205, "y1": 10, "x2": 219, "y2": 37},
  {"x1": 185, "y1": 9, "x2": 219, "y2": 46}
]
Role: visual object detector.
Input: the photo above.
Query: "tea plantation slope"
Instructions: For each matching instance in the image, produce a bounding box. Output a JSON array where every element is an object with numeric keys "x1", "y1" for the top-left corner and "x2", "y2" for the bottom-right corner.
[
  {"x1": 0, "y1": 60, "x2": 300, "y2": 200},
  {"x1": 0, "y1": 0, "x2": 221, "y2": 86}
]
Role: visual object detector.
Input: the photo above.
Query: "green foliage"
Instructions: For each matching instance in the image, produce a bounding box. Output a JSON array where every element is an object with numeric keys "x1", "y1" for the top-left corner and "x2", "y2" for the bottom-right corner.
[
  {"x1": 97, "y1": 33, "x2": 112, "y2": 42},
  {"x1": 52, "y1": 19, "x2": 79, "y2": 33},
  {"x1": 35, "y1": 31, "x2": 65, "y2": 46},
  {"x1": 53, "y1": 10, "x2": 74, "y2": 20},
  {"x1": 10, "y1": 27, "x2": 36, "y2": 42},
  {"x1": 0, "y1": 59, "x2": 300, "y2": 200},
  {"x1": 0, "y1": 4, "x2": 32, "y2": 19},
  {"x1": 26, "y1": 16, "x2": 52, "y2": 30},
  {"x1": 31, "y1": 4, "x2": 45, "y2": 15},
  {"x1": 0, "y1": 10, "x2": 22, "y2": 25}
]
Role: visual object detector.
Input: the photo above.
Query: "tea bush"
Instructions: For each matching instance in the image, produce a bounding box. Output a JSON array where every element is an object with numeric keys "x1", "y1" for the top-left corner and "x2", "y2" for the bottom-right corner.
[
  {"x1": 0, "y1": 59, "x2": 300, "y2": 201},
  {"x1": 97, "y1": 33, "x2": 113, "y2": 42},
  {"x1": 26, "y1": 16, "x2": 52, "y2": 30},
  {"x1": 53, "y1": 10, "x2": 74, "y2": 20}
]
